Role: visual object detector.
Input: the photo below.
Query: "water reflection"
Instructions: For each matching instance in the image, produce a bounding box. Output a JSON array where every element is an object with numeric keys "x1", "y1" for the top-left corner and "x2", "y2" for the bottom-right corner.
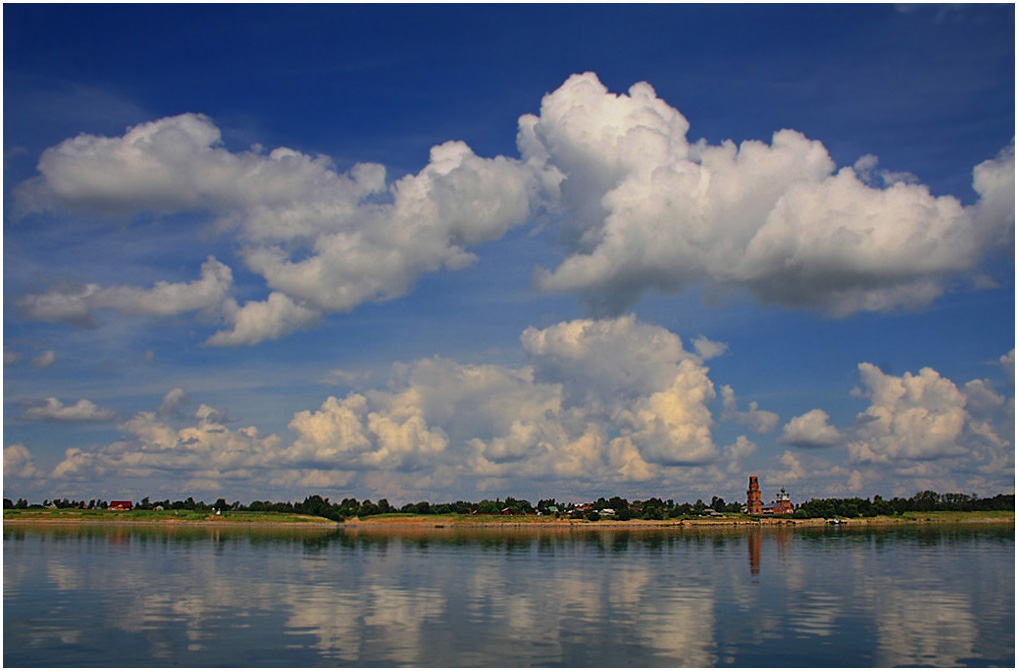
[{"x1": 3, "y1": 523, "x2": 1013, "y2": 667}]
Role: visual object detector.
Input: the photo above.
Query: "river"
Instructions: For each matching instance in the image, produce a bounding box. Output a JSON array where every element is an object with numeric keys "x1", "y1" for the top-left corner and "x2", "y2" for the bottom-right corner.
[{"x1": 3, "y1": 523, "x2": 1013, "y2": 667}]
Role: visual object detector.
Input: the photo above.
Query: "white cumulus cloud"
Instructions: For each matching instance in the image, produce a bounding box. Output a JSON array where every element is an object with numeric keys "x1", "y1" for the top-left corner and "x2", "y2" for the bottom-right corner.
[
  {"x1": 692, "y1": 335, "x2": 729, "y2": 361},
  {"x1": 4, "y1": 444, "x2": 42, "y2": 479},
  {"x1": 19, "y1": 256, "x2": 233, "y2": 326},
  {"x1": 20, "y1": 397, "x2": 116, "y2": 422},
  {"x1": 14, "y1": 75, "x2": 1013, "y2": 347},
  {"x1": 206, "y1": 292, "x2": 320, "y2": 346},
  {"x1": 840, "y1": 360, "x2": 1013, "y2": 488},
  {"x1": 779, "y1": 409, "x2": 843, "y2": 448},
  {"x1": 16, "y1": 115, "x2": 537, "y2": 344},
  {"x1": 52, "y1": 403, "x2": 282, "y2": 482},
  {"x1": 519, "y1": 72, "x2": 1014, "y2": 316},
  {"x1": 38, "y1": 317, "x2": 763, "y2": 493},
  {"x1": 157, "y1": 388, "x2": 189, "y2": 416}
]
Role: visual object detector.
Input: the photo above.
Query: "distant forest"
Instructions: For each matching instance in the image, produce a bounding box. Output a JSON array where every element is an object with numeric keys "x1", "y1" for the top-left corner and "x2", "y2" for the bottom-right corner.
[{"x1": 4, "y1": 490, "x2": 1014, "y2": 523}]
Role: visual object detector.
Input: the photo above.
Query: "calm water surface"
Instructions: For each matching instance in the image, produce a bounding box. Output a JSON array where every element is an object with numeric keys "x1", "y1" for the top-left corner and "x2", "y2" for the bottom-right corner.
[{"x1": 3, "y1": 523, "x2": 1014, "y2": 667}]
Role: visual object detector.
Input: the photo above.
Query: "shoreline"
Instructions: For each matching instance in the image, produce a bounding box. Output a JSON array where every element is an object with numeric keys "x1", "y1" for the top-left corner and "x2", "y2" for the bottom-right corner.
[
  {"x1": 5, "y1": 511, "x2": 1012, "y2": 529},
  {"x1": 340, "y1": 514, "x2": 1014, "y2": 529},
  {"x1": 3, "y1": 519, "x2": 341, "y2": 527}
]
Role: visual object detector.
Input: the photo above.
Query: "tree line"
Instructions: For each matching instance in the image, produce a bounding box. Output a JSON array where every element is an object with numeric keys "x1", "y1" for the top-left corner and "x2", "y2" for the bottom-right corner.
[
  {"x1": 2, "y1": 494, "x2": 737, "y2": 521},
  {"x1": 792, "y1": 491, "x2": 1015, "y2": 519},
  {"x1": 4, "y1": 490, "x2": 1013, "y2": 521}
]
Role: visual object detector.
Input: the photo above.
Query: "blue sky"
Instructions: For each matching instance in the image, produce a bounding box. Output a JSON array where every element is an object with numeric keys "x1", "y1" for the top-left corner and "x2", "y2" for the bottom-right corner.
[{"x1": 4, "y1": 4, "x2": 1014, "y2": 507}]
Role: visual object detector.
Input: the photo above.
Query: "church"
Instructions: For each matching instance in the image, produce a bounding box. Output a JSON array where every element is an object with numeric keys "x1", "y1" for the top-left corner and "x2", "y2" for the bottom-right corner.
[{"x1": 744, "y1": 476, "x2": 794, "y2": 515}]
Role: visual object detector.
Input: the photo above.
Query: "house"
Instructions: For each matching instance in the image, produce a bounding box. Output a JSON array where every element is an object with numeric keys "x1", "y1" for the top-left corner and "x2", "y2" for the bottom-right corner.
[{"x1": 109, "y1": 500, "x2": 133, "y2": 511}]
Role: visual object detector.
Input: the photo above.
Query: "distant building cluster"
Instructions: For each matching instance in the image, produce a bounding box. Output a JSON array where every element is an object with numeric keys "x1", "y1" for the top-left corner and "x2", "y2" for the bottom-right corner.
[{"x1": 744, "y1": 476, "x2": 793, "y2": 515}]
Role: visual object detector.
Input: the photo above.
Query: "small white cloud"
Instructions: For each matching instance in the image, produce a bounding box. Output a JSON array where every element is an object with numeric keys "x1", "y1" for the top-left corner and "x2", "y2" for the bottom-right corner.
[
  {"x1": 205, "y1": 292, "x2": 320, "y2": 346},
  {"x1": 30, "y1": 350, "x2": 57, "y2": 368},
  {"x1": 779, "y1": 409, "x2": 843, "y2": 448},
  {"x1": 720, "y1": 385, "x2": 779, "y2": 435},
  {"x1": 20, "y1": 397, "x2": 116, "y2": 422},
  {"x1": 157, "y1": 388, "x2": 189, "y2": 416},
  {"x1": 4, "y1": 444, "x2": 42, "y2": 479},
  {"x1": 20, "y1": 256, "x2": 233, "y2": 325},
  {"x1": 692, "y1": 335, "x2": 728, "y2": 361},
  {"x1": 4, "y1": 347, "x2": 24, "y2": 366},
  {"x1": 318, "y1": 368, "x2": 367, "y2": 386}
]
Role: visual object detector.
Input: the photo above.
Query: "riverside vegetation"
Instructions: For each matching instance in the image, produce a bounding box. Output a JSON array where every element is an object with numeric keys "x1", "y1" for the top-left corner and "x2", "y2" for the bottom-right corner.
[{"x1": 4, "y1": 490, "x2": 1013, "y2": 525}]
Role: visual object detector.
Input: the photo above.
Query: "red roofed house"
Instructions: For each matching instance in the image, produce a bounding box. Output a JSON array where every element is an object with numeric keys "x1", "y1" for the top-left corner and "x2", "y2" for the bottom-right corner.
[{"x1": 109, "y1": 500, "x2": 133, "y2": 511}]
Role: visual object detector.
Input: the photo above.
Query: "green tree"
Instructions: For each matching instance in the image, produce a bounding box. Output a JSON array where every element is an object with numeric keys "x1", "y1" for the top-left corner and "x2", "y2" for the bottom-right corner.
[
  {"x1": 476, "y1": 499, "x2": 500, "y2": 515},
  {"x1": 358, "y1": 500, "x2": 380, "y2": 517}
]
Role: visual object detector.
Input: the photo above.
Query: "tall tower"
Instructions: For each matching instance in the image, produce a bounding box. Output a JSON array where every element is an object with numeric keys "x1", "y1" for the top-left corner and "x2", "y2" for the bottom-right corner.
[{"x1": 746, "y1": 476, "x2": 762, "y2": 515}]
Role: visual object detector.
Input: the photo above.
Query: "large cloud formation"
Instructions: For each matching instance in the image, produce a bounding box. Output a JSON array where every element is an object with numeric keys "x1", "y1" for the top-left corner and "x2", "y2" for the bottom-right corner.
[
  {"x1": 5, "y1": 332, "x2": 1012, "y2": 500},
  {"x1": 7, "y1": 318, "x2": 765, "y2": 498},
  {"x1": 16, "y1": 115, "x2": 536, "y2": 344},
  {"x1": 847, "y1": 361, "x2": 1011, "y2": 467},
  {"x1": 13, "y1": 73, "x2": 1014, "y2": 344},
  {"x1": 520, "y1": 73, "x2": 1014, "y2": 315}
]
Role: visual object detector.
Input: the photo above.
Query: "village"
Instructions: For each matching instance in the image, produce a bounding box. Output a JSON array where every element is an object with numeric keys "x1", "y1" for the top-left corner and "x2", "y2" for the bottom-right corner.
[{"x1": 5, "y1": 476, "x2": 797, "y2": 521}]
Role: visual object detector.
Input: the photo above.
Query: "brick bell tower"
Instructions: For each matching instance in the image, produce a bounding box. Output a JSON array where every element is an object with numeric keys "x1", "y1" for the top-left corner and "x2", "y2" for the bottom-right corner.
[{"x1": 746, "y1": 476, "x2": 762, "y2": 515}]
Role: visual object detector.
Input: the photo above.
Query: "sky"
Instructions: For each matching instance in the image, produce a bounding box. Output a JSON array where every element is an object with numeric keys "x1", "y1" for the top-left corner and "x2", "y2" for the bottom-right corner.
[{"x1": 3, "y1": 4, "x2": 1014, "y2": 507}]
